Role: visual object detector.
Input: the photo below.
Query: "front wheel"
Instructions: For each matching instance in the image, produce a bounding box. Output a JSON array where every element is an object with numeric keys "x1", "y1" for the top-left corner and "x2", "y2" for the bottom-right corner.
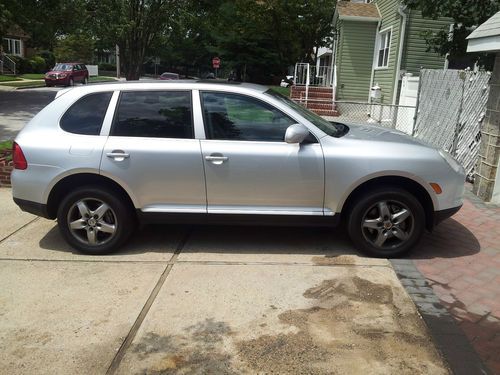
[
  {"x1": 347, "y1": 188, "x2": 425, "y2": 258},
  {"x1": 57, "y1": 186, "x2": 134, "y2": 255}
]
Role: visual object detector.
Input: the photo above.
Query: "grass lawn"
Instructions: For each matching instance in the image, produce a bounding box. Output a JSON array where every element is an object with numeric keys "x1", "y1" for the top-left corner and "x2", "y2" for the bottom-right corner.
[
  {"x1": 0, "y1": 81, "x2": 46, "y2": 88},
  {"x1": 269, "y1": 85, "x2": 290, "y2": 97},
  {"x1": 20, "y1": 73, "x2": 45, "y2": 80},
  {"x1": 0, "y1": 75, "x2": 22, "y2": 82},
  {"x1": 90, "y1": 76, "x2": 117, "y2": 82}
]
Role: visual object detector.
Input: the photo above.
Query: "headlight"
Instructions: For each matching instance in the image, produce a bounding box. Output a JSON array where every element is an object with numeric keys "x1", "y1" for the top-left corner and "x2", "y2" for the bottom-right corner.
[
  {"x1": 59, "y1": 73, "x2": 67, "y2": 78},
  {"x1": 438, "y1": 149, "x2": 464, "y2": 174}
]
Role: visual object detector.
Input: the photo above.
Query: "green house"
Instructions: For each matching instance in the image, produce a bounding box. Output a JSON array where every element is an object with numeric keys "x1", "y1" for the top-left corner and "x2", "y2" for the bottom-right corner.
[{"x1": 324, "y1": 0, "x2": 451, "y2": 104}]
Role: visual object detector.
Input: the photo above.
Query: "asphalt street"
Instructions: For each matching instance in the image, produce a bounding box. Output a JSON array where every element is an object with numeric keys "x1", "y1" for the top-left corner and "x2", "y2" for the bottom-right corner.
[{"x1": 0, "y1": 87, "x2": 60, "y2": 141}]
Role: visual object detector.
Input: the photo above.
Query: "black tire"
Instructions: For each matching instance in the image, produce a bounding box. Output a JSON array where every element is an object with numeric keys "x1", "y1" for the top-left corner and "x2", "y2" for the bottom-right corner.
[
  {"x1": 347, "y1": 187, "x2": 425, "y2": 258},
  {"x1": 57, "y1": 185, "x2": 134, "y2": 255},
  {"x1": 68, "y1": 78, "x2": 74, "y2": 87},
  {"x1": 82, "y1": 76, "x2": 88, "y2": 84}
]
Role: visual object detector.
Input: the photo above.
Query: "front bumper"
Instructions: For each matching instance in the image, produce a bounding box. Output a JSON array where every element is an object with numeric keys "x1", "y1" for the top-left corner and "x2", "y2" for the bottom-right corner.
[
  {"x1": 13, "y1": 197, "x2": 51, "y2": 219},
  {"x1": 44, "y1": 77, "x2": 69, "y2": 85},
  {"x1": 434, "y1": 205, "x2": 462, "y2": 226}
]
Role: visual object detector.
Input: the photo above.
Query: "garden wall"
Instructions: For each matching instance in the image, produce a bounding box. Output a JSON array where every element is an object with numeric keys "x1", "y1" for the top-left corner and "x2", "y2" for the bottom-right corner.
[{"x1": 0, "y1": 150, "x2": 13, "y2": 187}]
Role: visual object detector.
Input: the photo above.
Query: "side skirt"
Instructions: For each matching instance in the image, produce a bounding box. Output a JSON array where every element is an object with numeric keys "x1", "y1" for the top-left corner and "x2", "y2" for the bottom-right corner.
[{"x1": 137, "y1": 211, "x2": 341, "y2": 227}]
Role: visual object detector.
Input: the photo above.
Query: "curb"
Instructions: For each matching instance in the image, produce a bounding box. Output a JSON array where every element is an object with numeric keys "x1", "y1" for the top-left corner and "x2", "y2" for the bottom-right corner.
[{"x1": 391, "y1": 259, "x2": 490, "y2": 375}]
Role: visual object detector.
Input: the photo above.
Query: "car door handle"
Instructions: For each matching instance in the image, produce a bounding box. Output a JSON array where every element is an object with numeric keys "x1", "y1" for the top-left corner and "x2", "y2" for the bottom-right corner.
[
  {"x1": 106, "y1": 151, "x2": 130, "y2": 160},
  {"x1": 205, "y1": 155, "x2": 228, "y2": 165},
  {"x1": 205, "y1": 156, "x2": 228, "y2": 161}
]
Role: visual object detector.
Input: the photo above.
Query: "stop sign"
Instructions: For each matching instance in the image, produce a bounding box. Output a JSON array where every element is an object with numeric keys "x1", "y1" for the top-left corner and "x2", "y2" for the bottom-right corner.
[{"x1": 212, "y1": 57, "x2": 221, "y2": 69}]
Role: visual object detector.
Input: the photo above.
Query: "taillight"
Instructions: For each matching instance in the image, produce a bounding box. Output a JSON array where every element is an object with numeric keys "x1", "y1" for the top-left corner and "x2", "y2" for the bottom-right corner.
[{"x1": 13, "y1": 142, "x2": 27, "y2": 170}]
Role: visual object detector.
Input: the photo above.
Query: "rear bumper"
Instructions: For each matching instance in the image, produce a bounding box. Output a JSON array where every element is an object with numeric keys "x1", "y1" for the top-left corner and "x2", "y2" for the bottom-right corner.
[
  {"x1": 13, "y1": 197, "x2": 51, "y2": 219},
  {"x1": 434, "y1": 205, "x2": 462, "y2": 226}
]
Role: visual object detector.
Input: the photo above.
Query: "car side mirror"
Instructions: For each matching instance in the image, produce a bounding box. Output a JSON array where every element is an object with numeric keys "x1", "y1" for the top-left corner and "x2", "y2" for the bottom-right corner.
[{"x1": 285, "y1": 124, "x2": 310, "y2": 144}]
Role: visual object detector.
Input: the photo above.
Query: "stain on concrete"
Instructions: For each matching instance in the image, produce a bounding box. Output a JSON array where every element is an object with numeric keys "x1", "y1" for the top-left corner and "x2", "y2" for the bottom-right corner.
[
  {"x1": 303, "y1": 276, "x2": 394, "y2": 304},
  {"x1": 236, "y1": 274, "x2": 449, "y2": 374},
  {"x1": 312, "y1": 255, "x2": 357, "y2": 266},
  {"x1": 132, "y1": 319, "x2": 237, "y2": 375},
  {"x1": 127, "y1": 273, "x2": 448, "y2": 374}
]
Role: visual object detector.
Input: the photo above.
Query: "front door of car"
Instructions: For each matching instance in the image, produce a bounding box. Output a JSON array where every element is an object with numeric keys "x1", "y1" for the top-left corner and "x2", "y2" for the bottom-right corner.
[
  {"x1": 100, "y1": 90, "x2": 207, "y2": 213},
  {"x1": 199, "y1": 91, "x2": 325, "y2": 215},
  {"x1": 72, "y1": 65, "x2": 80, "y2": 81}
]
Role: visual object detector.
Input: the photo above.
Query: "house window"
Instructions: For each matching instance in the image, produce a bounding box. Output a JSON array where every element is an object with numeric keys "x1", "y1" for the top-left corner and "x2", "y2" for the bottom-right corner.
[
  {"x1": 377, "y1": 29, "x2": 391, "y2": 68},
  {"x1": 2, "y1": 38, "x2": 22, "y2": 56}
]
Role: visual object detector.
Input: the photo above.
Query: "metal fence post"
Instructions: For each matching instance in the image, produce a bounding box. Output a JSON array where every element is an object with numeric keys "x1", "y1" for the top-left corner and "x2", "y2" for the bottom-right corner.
[
  {"x1": 305, "y1": 63, "x2": 310, "y2": 105},
  {"x1": 451, "y1": 70, "x2": 467, "y2": 156},
  {"x1": 412, "y1": 69, "x2": 423, "y2": 136}
]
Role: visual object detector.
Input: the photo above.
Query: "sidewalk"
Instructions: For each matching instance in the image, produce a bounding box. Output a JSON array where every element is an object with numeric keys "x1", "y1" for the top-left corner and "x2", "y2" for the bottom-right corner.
[{"x1": 413, "y1": 187, "x2": 500, "y2": 374}]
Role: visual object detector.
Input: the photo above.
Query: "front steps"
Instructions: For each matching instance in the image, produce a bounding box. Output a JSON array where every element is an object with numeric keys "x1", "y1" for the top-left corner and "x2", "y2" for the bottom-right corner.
[{"x1": 290, "y1": 86, "x2": 339, "y2": 117}]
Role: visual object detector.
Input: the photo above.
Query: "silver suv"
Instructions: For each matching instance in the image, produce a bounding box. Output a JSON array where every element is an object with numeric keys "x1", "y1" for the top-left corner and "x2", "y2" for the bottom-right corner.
[{"x1": 12, "y1": 81, "x2": 465, "y2": 257}]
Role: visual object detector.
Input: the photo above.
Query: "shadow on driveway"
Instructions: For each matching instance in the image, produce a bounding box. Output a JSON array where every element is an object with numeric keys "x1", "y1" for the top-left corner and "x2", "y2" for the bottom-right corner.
[{"x1": 37, "y1": 218, "x2": 480, "y2": 260}]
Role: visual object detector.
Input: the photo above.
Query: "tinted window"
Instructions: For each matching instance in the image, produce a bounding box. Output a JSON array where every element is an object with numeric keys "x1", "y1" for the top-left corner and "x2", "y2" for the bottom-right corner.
[
  {"x1": 265, "y1": 89, "x2": 347, "y2": 138},
  {"x1": 201, "y1": 92, "x2": 295, "y2": 142},
  {"x1": 112, "y1": 91, "x2": 193, "y2": 138},
  {"x1": 60, "y1": 92, "x2": 113, "y2": 135}
]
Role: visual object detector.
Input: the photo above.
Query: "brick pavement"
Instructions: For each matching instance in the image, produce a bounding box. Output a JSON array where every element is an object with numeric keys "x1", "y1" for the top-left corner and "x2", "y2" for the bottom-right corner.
[{"x1": 412, "y1": 186, "x2": 500, "y2": 374}]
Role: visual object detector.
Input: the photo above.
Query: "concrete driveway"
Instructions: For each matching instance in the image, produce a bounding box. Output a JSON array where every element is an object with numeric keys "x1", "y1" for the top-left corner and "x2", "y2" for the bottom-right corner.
[{"x1": 0, "y1": 188, "x2": 449, "y2": 374}]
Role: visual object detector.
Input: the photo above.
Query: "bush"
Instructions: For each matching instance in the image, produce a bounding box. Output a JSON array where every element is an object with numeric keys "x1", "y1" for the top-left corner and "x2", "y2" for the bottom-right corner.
[
  {"x1": 98, "y1": 63, "x2": 116, "y2": 71},
  {"x1": 38, "y1": 50, "x2": 56, "y2": 70},
  {"x1": 29, "y1": 56, "x2": 46, "y2": 73}
]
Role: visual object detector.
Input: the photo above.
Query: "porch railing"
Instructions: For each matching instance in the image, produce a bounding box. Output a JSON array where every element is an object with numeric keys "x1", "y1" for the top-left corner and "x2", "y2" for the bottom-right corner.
[
  {"x1": 0, "y1": 53, "x2": 16, "y2": 75},
  {"x1": 293, "y1": 62, "x2": 336, "y2": 104},
  {"x1": 294, "y1": 63, "x2": 333, "y2": 87}
]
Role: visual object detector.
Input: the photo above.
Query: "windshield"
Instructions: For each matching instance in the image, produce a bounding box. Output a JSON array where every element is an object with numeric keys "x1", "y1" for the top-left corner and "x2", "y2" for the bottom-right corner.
[
  {"x1": 265, "y1": 89, "x2": 347, "y2": 137},
  {"x1": 53, "y1": 64, "x2": 73, "y2": 71}
]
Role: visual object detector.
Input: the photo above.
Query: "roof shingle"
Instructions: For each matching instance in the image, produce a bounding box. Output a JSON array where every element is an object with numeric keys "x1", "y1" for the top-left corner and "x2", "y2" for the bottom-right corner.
[
  {"x1": 337, "y1": 1, "x2": 381, "y2": 20},
  {"x1": 467, "y1": 11, "x2": 500, "y2": 40}
]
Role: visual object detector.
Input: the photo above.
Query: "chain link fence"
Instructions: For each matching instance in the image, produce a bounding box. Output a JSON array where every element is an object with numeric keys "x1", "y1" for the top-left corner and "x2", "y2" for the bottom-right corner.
[
  {"x1": 332, "y1": 101, "x2": 416, "y2": 135},
  {"x1": 414, "y1": 69, "x2": 490, "y2": 179}
]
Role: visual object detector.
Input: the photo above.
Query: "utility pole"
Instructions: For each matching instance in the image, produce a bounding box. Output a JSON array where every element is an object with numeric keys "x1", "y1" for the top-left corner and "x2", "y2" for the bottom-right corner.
[{"x1": 115, "y1": 45, "x2": 120, "y2": 79}]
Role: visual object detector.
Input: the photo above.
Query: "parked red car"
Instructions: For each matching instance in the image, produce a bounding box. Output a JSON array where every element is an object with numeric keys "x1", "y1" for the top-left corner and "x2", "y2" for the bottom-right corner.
[
  {"x1": 158, "y1": 72, "x2": 179, "y2": 80},
  {"x1": 45, "y1": 63, "x2": 89, "y2": 87}
]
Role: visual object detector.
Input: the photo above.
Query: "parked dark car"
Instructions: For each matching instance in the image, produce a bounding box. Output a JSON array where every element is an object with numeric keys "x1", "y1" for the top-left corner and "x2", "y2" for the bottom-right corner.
[
  {"x1": 45, "y1": 63, "x2": 89, "y2": 87},
  {"x1": 159, "y1": 72, "x2": 179, "y2": 80}
]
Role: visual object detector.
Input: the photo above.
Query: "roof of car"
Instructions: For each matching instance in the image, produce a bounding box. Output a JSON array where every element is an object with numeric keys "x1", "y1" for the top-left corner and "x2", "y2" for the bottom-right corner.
[
  {"x1": 54, "y1": 80, "x2": 271, "y2": 99},
  {"x1": 74, "y1": 80, "x2": 268, "y2": 92}
]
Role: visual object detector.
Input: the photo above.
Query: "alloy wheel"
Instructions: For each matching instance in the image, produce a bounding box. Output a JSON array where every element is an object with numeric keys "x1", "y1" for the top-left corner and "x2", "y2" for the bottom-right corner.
[
  {"x1": 361, "y1": 200, "x2": 414, "y2": 250},
  {"x1": 66, "y1": 198, "x2": 117, "y2": 246}
]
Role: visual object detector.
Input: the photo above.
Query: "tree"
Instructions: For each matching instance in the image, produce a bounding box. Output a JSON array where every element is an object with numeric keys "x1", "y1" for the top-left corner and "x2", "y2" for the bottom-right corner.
[
  {"x1": 0, "y1": 3, "x2": 13, "y2": 42},
  {"x1": 167, "y1": 0, "x2": 336, "y2": 83},
  {"x1": 87, "y1": 0, "x2": 182, "y2": 80},
  {"x1": 403, "y1": 0, "x2": 500, "y2": 68},
  {"x1": 54, "y1": 33, "x2": 95, "y2": 63},
  {"x1": 1, "y1": 0, "x2": 87, "y2": 50}
]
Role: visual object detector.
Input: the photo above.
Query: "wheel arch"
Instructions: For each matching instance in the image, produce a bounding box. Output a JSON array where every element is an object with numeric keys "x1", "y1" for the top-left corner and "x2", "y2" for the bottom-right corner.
[
  {"x1": 46, "y1": 173, "x2": 137, "y2": 219},
  {"x1": 339, "y1": 175, "x2": 436, "y2": 231}
]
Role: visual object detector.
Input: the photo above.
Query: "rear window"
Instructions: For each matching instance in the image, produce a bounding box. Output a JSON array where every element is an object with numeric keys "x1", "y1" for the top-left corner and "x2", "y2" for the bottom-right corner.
[
  {"x1": 60, "y1": 92, "x2": 113, "y2": 135},
  {"x1": 111, "y1": 91, "x2": 193, "y2": 138}
]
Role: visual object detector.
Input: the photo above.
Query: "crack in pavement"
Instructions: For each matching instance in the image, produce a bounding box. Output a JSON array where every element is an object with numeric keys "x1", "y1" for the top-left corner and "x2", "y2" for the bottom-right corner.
[{"x1": 105, "y1": 228, "x2": 192, "y2": 375}]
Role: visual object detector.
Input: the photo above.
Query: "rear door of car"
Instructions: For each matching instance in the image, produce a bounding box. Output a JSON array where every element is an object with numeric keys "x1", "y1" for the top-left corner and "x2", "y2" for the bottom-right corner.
[
  {"x1": 100, "y1": 89, "x2": 207, "y2": 213},
  {"x1": 198, "y1": 91, "x2": 325, "y2": 215}
]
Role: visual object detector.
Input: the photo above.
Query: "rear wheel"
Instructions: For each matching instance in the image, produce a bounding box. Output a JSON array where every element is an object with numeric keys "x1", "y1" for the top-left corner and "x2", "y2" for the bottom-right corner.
[
  {"x1": 57, "y1": 186, "x2": 134, "y2": 255},
  {"x1": 82, "y1": 76, "x2": 88, "y2": 84},
  {"x1": 347, "y1": 187, "x2": 425, "y2": 258}
]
